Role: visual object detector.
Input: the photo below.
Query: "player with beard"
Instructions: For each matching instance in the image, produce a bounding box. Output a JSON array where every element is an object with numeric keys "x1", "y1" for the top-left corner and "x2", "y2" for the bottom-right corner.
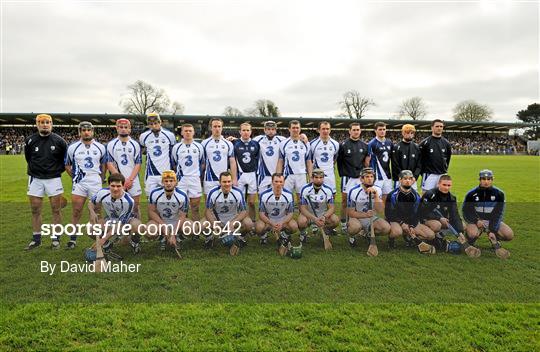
[
  {"x1": 392, "y1": 124, "x2": 421, "y2": 190},
  {"x1": 65, "y1": 122, "x2": 107, "y2": 249},
  {"x1": 106, "y1": 119, "x2": 142, "y2": 219},
  {"x1": 297, "y1": 169, "x2": 339, "y2": 245},
  {"x1": 419, "y1": 119, "x2": 452, "y2": 192},
  {"x1": 24, "y1": 114, "x2": 68, "y2": 250},
  {"x1": 385, "y1": 170, "x2": 436, "y2": 253},
  {"x1": 346, "y1": 168, "x2": 391, "y2": 247}
]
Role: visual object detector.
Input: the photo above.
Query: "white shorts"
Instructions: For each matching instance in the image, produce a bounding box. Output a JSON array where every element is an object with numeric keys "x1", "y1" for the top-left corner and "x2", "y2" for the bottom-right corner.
[
  {"x1": 341, "y1": 176, "x2": 360, "y2": 194},
  {"x1": 284, "y1": 174, "x2": 308, "y2": 194},
  {"x1": 374, "y1": 179, "x2": 393, "y2": 195},
  {"x1": 204, "y1": 180, "x2": 219, "y2": 195},
  {"x1": 422, "y1": 174, "x2": 442, "y2": 192},
  {"x1": 126, "y1": 177, "x2": 142, "y2": 197},
  {"x1": 322, "y1": 171, "x2": 336, "y2": 194},
  {"x1": 72, "y1": 175, "x2": 102, "y2": 198},
  {"x1": 145, "y1": 175, "x2": 163, "y2": 197},
  {"x1": 238, "y1": 172, "x2": 257, "y2": 195},
  {"x1": 258, "y1": 176, "x2": 272, "y2": 193},
  {"x1": 27, "y1": 176, "x2": 64, "y2": 197},
  {"x1": 178, "y1": 175, "x2": 202, "y2": 198}
]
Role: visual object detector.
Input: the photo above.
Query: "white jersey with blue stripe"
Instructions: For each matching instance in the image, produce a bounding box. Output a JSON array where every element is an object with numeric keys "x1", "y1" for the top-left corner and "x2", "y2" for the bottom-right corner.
[
  {"x1": 310, "y1": 137, "x2": 339, "y2": 174},
  {"x1": 201, "y1": 136, "x2": 234, "y2": 182},
  {"x1": 300, "y1": 183, "x2": 334, "y2": 218},
  {"x1": 367, "y1": 138, "x2": 393, "y2": 180},
  {"x1": 91, "y1": 188, "x2": 134, "y2": 223},
  {"x1": 205, "y1": 186, "x2": 246, "y2": 223},
  {"x1": 149, "y1": 187, "x2": 189, "y2": 224},
  {"x1": 106, "y1": 137, "x2": 142, "y2": 178},
  {"x1": 253, "y1": 134, "x2": 284, "y2": 183},
  {"x1": 347, "y1": 184, "x2": 383, "y2": 212},
  {"x1": 65, "y1": 140, "x2": 106, "y2": 183},
  {"x1": 279, "y1": 137, "x2": 310, "y2": 176},
  {"x1": 171, "y1": 140, "x2": 204, "y2": 177},
  {"x1": 139, "y1": 128, "x2": 176, "y2": 178},
  {"x1": 259, "y1": 188, "x2": 295, "y2": 221}
]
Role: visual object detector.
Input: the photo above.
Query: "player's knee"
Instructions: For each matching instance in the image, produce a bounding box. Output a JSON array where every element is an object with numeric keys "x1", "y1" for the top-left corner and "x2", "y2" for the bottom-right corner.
[
  {"x1": 466, "y1": 225, "x2": 479, "y2": 238},
  {"x1": 287, "y1": 220, "x2": 298, "y2": 233},
  {"x1": 389, "y1": 225, "x2": 402, "y2": 238},
  {"x1": 255, "y1": 221, "x2": 266, "y2": 235},
  {"x1": 500, "y1": 227, "x2": 514, "y2": 241},
  {"x1": 297, "y1": 215, "x2": 308, "y2": 229},
  {"x1": 347, "y1": 219, "x2": 360, "y2": 235},
  {"x1": 426, "y1": 220, "x2": 441, "y2": 232},
  {"x1": 375, "y1": 220, "x2": 391, "y2": 235},
  {"x1": 241, "y1": 217, "x2": 253, "y2": 232},
  {"x1": 327, "y1": 214, "x2": 340, "y2": 228}
]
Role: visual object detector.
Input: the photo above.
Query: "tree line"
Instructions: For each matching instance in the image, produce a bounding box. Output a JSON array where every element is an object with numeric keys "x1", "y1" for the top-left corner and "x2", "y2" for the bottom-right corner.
[{"x1": 119, "y1": 80, "x2": 539, "y2": 138}]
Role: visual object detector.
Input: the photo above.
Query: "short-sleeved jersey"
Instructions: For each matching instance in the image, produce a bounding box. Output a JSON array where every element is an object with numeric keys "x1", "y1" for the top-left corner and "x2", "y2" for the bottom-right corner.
[
  {"x1": 300, "y1": 183, "x2": 334, "y2": 217},
  {"x1": 234, "y1": 139, "x2": 260, "y2": 174},
  {"x1": 253, "y1": 134, "x2": 284, "y2": 183},
  {"x1": 347, "y1": 184, "x2": 383, "y2": 213},
  {"x1": 279, "y1": 137, "x2": 310, "y2": 176},
  {"x1": 368, "y1": 138, "x2": 393, "y2": 180},
  {"x1": 91, "y1": 188, "x2": 134, "y2": 223},
  {"x1": 106, "y1": 137, "x2": 142, "y2": 178},
  {"x1": 65, "y1": 140, "x2": 106, "y2": 183},
  {"x1": 259, "y1": 188, "x2": 295, "y2": 221},
  {"x1": 139, "y1": 128, "x2": 176, "y2": 177},
  {"x1": 205, "y1": 186, "x2": 246, "y2": 223},
  {"x1": 149, "y1": 186, "x2": 189, "y2": 224},
  {"x1": 171, "y1": 140, "x2": 204, "y2": 177},
  {"x1": 201, "y1": 136, "x2": 234, "y2": 182},
  {"x1": 310, "y1": 137, "x2": 339, "y2": 174}
]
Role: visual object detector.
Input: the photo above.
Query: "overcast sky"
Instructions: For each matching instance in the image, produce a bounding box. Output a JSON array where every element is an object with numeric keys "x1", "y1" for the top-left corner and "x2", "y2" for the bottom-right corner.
[{"x1": 2, "y1": 0, "x2": 538, "y2": 122}]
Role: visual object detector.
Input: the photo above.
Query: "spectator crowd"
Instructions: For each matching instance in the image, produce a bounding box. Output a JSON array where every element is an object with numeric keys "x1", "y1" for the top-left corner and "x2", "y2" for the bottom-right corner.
[{"x1": 0, "y1": 125, "x2": 527, "y2": 155}]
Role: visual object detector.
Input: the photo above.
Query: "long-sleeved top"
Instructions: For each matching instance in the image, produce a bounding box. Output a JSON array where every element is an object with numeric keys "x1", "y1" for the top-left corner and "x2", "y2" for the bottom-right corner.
[
  {"x1": 385, "y1": 187, "x2": 421, "y2": 226},
  {"x1": 419, "y1": 188, "x2": 464, "y2": 233},
  {"x1": 462, "y1": 186, "x2": 506, "y2": 233},
  {"x1": 24, "y1": 132, "x2": 67, "y2": 179},
  {"x1": 391, "y1": 140, "x2": 421, "y2": 181},
  {"x1": 336, "y1": 138, "x2": 369, "y2": 178},
  {"x1": 418, "y1": 135, "x2": 452, "y2": 174}
]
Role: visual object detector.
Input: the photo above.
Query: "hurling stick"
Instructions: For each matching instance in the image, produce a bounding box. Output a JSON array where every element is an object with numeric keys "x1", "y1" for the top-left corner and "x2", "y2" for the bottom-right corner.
[
  {"x1": 95, "y1": 235, "x2": 106, "y2": 273},
  {"x1": 320, "y1": 227, "x2": 332, "y2": 251},
  {"x1": 487, "y1": 231, "x2": 510, "y2": 259},
  {"x1": 366, "y1": 193, "x2": 378, "y2": 257},
  {"x1": 433, "y1": 209, "x2": 480, "y2": 257}
]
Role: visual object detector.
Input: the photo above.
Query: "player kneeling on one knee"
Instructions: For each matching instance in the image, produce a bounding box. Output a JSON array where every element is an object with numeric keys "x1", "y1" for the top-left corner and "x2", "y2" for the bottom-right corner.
[
  {"x1": 147, "y1": 170, "x2": 191, "y2": 252},
  {"x1": 255, "y1": 173, "x2": 298, "y2": 247},
  {"x1": 297, "y1": 168, "x2": 339, "y2": 245},
  {"x1": 88, "y1": 173, "x2": 146, "y2": 256},
  {"x1": 462, "y1": 170, "x2": 513, "y2": 258},
  {"x1": 385, "y1": 170, "x2": 436, "y2": 253},
  {"x1": 202, "y1": 171, "x2": 252, "y2": 254},
  {"x1": 346, "y1": 167, "x2": 391, "y2": 247}
]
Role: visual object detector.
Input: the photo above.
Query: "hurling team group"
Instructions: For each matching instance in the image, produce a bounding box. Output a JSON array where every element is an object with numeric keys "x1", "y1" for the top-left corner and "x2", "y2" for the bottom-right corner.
[{"x1": 24, "y1": 113, "x2": 514, "y2": 258}]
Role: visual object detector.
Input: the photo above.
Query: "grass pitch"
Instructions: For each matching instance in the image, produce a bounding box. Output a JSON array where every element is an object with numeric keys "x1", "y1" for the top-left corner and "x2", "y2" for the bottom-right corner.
[{"x1": 1, "y1": 155, "x2": 539, "y2": 351}]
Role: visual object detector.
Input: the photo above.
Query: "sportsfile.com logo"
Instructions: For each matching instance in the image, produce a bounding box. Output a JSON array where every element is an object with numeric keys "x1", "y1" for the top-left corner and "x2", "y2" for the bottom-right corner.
[{"x1": 40, "y1": 220, "x2": 243, "y2": 238}]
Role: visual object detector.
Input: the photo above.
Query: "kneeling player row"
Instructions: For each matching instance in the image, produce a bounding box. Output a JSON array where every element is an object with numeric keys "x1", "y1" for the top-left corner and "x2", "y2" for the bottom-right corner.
[{"x1": 85, "y1": 167, "x2": 513, "y2": 259}]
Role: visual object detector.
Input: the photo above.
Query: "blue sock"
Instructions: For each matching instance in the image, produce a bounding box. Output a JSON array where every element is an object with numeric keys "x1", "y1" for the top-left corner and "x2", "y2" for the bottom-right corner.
[{"x1": 33, "y1": 232, "x2": 41, "y2": 243}]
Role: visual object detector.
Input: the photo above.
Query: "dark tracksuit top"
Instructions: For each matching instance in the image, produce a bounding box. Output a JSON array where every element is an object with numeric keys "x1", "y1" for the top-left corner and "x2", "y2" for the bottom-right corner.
[
  {"x1": 336, "y1": 138, "x2": 369, "y2": 178},
  {"x1": 419, "y1": 188, "x2": 464, "y2": 233},
  {"x1": 385, "y1": 187, "x2": 422, "y2": 226},
  {"x1": 418, "y1": 135, "x2": 452, "y2": 175},
  {"x1": 462, "y1": 186, "x2": 506, "y2": 233},
  {"x1": 391, "y1": 140, "x2": 422, "y2": 181},
  {"x1": 24, "y1": 132, "x2": 67, "y2": 179}
]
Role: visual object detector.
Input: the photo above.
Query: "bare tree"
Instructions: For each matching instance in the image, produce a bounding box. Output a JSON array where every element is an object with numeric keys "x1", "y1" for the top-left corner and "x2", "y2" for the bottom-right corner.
[
  {"x1": 452, "y1": 100, "x2": 492, "y2": 122},
  {"x1": 398, "y1": 97, "x2": 428, "y2": 120},
  {"x1": 169, "y1": 101, "x2": 185, "y2": 115},
  {"x1": 223, "y1": 106, "x2": 243, "y2": 117},
  {"x1": 245, "y1": 99, "x2": 280, "y2": 117},
  {"x1": 338, "y1": 90, "x2": 375, "y2": 119},
  {"x1": 119, "y1": 80, "x2": 174, "y2": 115}
]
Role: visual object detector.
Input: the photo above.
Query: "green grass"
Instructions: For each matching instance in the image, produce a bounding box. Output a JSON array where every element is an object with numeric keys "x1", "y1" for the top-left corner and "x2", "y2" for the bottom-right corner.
[{"x1": 1, "y1": 155, "x2": 539, "y2": 350}]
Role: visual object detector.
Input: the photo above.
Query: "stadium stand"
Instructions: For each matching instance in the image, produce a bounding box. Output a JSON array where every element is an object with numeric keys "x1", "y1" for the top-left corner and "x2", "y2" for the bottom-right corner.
[{"x1": 0, "y1": 113, "x2": 534, "y2": 155}]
